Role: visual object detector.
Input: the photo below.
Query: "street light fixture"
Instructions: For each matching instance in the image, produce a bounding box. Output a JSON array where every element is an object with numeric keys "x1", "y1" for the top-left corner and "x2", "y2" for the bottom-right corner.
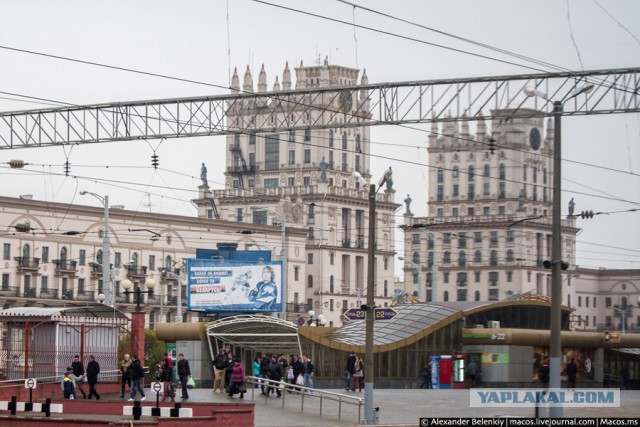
[
  {"x1": 121, "y1": 277, "x2": 155, "y2": 311},
  {"x1": 162, "y1": 268, "x2": 184, "y2": 323},
  {"x1": 524, "y1": 83, "x2": 593, "y2": 419},
  {"x1": 613, "y1": 296, "x2": 640, "y2": 333},
  {"x1": 80, "y1": 191, "x2": 112, "y2": 307},
  {"x1": 251, "y1": 206, "x2": 287, "y2": 320},
  {"x1": 307, "y1": 310, "x2": 327, "y2": 327},
  {"x1": 398, "y1": 256, "x2": 423, "y2": 302}
]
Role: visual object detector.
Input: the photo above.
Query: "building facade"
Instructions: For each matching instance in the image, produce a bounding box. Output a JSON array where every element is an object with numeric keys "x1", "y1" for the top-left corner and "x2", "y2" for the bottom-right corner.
[
  {"x1": 0, "y1": 195, "x2": 306, "y2": 326},
  {"x1": 200, "y1": 60, "x2": 399, "y2": 326},
  {"x1": 401, "y1": 111, "x2": 639, "y2": 331}
]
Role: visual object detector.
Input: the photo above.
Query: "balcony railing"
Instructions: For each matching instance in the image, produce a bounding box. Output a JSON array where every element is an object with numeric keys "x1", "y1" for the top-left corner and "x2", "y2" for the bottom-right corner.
[
  {"x1": 52, "y1": 260, "x2": 78, "y2": 275},
  {"x1": 14, "y1": 257, "x2": 40, "y2": 270},
  {"x1": 126, "y1": 265, "x2": 148, "y2": 279},
  {"x1": 0, "y1": 286, "x2": 20, "y2": 296},
  {"x1": 286, "y1": 303, "x2": 310, "y2": 313},
  {"x1": 39, "y1": 289, "x2": 57, "y2": 299}
]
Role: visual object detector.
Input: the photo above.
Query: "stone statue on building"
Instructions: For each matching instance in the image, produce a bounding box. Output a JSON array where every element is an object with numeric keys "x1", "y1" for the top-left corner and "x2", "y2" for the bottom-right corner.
[
  {"x1": 404, "y1": 194, "x2": 412, "y2": 214},
  {"x1": 385, "y1": 167, "x2": 394, "y2": 191},
  {"x1": 200, "y1": 162, "x2": 208, "y2": 187},
  {"x1": 319, "y1": 157, "x2": 328, "y2": 180},
  {"x1": 517, "y1": 188, "x2": 525, "y2": 211},
  {"x1": 568, "y1": 198, "x2": 575, "y2": 217}
]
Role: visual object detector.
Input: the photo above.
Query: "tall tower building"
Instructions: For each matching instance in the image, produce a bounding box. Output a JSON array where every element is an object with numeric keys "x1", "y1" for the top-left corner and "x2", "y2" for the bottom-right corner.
[
  {"x1": 402, "y1": 110, "x2": 579, "y2": 304},
  {"x1": 198, "y1": 60, "x2": 398, "y2": 326}
]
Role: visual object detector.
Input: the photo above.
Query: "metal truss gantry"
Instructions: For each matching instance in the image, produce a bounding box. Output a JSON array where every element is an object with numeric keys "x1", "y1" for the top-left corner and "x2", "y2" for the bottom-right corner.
[{"x1": 1, "y1": 67, "x2": 639, "y2": 149}]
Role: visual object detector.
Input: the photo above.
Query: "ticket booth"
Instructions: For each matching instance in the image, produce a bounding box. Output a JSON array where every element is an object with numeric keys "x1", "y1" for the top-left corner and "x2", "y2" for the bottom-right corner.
[{"x1": 438, "y1": 355, "x2": 453, "y2": 389}]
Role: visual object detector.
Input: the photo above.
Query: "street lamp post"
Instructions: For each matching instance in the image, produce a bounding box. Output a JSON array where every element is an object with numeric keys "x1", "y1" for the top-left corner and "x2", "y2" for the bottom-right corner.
[
  {"x1": 525, "y1": 84, "x2": 593, "y2": 418},
  {"x1": 398, "y1": 256, "x2": 423, "y2": 302},
  {"x1": 364, "y1": 168, "x2": 392, "y2": 425},
  {"x1": 80, "y1": 191, "x2": 112, "y2": 307},
  {"x1": 252, "y1": 206, "x2": 287, "y2": 320},
  {"x1": 121, "y1": 277, "x2": 155, "y2": 311},
  {"x1": 614, "y1": 297, "x2": 640, "y2": 333},
  {"x1": 162, "y1": 268, "x2": 184, "y2": 323}
]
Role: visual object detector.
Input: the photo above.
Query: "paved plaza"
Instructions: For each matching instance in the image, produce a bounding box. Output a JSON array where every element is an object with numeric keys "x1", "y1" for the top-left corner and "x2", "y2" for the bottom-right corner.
[{"x1": 178, "y1": 387, "x2": 640, "y2": 426}]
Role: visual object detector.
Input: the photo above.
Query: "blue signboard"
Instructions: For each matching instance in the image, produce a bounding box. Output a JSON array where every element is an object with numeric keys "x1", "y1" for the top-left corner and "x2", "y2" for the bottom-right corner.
[{"x1": 187, "y1": 259, "x2": 283, "y2": 313}]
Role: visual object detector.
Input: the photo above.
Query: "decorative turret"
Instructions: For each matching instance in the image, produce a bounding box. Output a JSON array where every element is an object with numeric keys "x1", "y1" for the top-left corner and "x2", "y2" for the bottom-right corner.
[
  {"x1": 258, "y1": 64, "x2": 267, "y2": 92},
  {"x1": 546, "y1": 117, "x2": 554, "y2": 141},
  {"x1": 295, "y1": 60, "x2": 306, "y2": 89},
  {"x1": 273, "y1": 75, "x2": 281, "y2": 92},
  {"x1": 477, "y1": 117, "x2": 486, "y2": 138},
  {"x1": 460, "y1": 116, "x2": 470, "y2": 139},
  {"x1": 282, "y1": 62, "x2": 291, "y2": 90},
  {"x1": 231, "y1": 67, "x2": 239, "y2": 93},
  {"x1": 243, "y1": 66, "x2": 253, "y2": 92},
  {"x1": 360, "y1": 68, "x2": 369, "y2": 104}
]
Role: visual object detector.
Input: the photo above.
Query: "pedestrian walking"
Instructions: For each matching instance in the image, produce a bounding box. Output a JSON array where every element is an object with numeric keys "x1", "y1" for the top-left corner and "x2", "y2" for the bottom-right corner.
[
  {"x1": 225, "y1": 352, "x2": 235, "y2": 393},
  {"x1": 228, "y1": 356, "x2": 246, "y2": 399},
  {"x1": 289, "y1": 354, "x2": 304, "y2": 391},
  {"x1": 352, "y1": 355, "x2": 364, "y2": 392},
  {"x1": 212, "y1": 349, "x2": 228, "y2": 392},
  {"x1": 63, "y1": 371, "x2": 76, "y2": 400},
  {"x1": 303, "y1": 354, "x2": 315, "y2": 391},
  {"x1": 259, "y1": 352, "x2": 270, "y2": 395},
  {"x1": 267, "y1": 355, "x2": 284, "y2": 397},
  {"x1": 177, "y1": 353, "x2": 191, "y2": 400},
  {"x1": 86, "y1": 355, "x2": 101, "y2": 400},
  {"x1": 565, "y1": 358, "x2": 577, "y2": 389},
  {"x1": 120, "y1": 353, "x2": 133, "y2": 398},
  {"x1": 71, "y1": 355, "x2": 87, "y2": 399},
  {"x1": 538, "y1": 358, "x2": 550, "y2": 388},
  {"x1": 345, "y1": 351, "x2": 356, "y2": 391},
  {"x1": 253, "y1": 356, "x2": 261, "y2": 389},
  {"x1": 420, "y1": 360, "x2": 433, "y2": 389},
  {"x1": 159, "y1": 352, "x2": 174, "y2": 402},
  {"x1": 128, "y1": 354, "x2": 146, "y2": 401},
  {"x1": 467, "y1": 360, "x2": 479, "y2": 387}
]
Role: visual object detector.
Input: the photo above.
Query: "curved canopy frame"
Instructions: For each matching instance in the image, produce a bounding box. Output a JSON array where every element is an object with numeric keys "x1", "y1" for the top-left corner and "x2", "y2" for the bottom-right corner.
[{"x1": 205, "y1": 314, "x2": 302, "y2": 359}]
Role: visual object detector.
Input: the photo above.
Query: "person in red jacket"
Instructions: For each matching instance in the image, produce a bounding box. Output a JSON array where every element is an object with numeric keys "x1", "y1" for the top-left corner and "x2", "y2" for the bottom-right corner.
[{"x1": 228, "y1": 356, "x2": 246, "y2": 399}]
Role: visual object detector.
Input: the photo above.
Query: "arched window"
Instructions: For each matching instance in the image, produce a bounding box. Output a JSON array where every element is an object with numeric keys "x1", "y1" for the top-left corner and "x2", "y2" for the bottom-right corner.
[
  {"x1": 474, "y1": 250, "x2": 482, "y2": 263},
  {"x1": 308, "y1": 227, "x2": 315, "y2": 240},
  {"x1": 475, "y1": 291, "x2": 481, "y2": 301},
  {"x1": 468, "y1": 165, "x2": 475, "y2": 181},
  {"x1": 330, "y1": 276, "x2": 334, "y2": 293},
  {"x1": 96, "y1": 250, "x2": 103, "y2": 264},
  {"x1": 355, "y1": 134, "x2": 361, "y2": 152},
  {"x1": 342, "y1": 132, "x2": 347, "y2": 149},
  {"x1": 428, "y1": 252, "x2": 434, "y2": 268},
  {"x1": 412, "y1": 252, "x2": 420, "y2": 264},
  {"x1": 483, "y1": 164, "x2": 490, "y2": 177},
  {"x1": 490, "y1": 250, "x2": 498, "y2": 266},
  {"x1": 506, "y1": 249, "x2": 514, "y2": 262},
  {"x1": 307, "y1": 275, "x2": 313, "y2": 288},
  {"x1": 22, "y1": 244, "x2": 30, "y2": 259},
  {"x1": 458, "y1": 251, "x2": 466, "y2": 267},
  {"x1": 131, "y1": 253, "x2": 139, "y2": 267},
  {"x1": 443, "y1": 291, "x2": 449, "y2": 301},
  {"x1": 452, "y1": 166, "x2": 459, "y2": 178},
  {"x1": 165, "y1": 255, "x2": 173, "y2": 270},
  {"x1": 443, "y1": 251, "x2": 451, "y2": 264},
  {"x1": 60, "y1": 247, "x2": 68, "y2": 262}
]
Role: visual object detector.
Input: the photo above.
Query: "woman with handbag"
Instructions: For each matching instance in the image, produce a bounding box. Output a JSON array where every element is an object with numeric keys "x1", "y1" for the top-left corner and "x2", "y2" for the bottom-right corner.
[{"x1": 228, "y1": 356, "x2": 246, "y2": 399}]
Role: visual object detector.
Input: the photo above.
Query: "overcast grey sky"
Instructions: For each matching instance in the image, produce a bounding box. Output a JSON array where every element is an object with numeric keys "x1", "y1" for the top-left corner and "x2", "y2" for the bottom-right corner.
[{"x1": 1, "y1": 0, "x2": 639, "y2": 271}]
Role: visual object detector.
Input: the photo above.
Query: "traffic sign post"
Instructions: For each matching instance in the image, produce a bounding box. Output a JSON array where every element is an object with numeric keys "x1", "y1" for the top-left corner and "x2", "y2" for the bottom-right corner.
[
  {"x1": 343, "y1": 307, "x2": 397, "y2": 321},
  {"x1": 152, "y1": 381, "x2": 162, "y2": 407},
  {"x1": 24, "y1": 378, "x2": 36, "y2": 410}
]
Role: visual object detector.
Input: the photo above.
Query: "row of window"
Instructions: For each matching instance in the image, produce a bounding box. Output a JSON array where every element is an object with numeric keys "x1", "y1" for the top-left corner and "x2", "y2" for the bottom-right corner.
[
  {"x1": 410, "y1": 249, "x2": 519, "y2": 267},
  {"x1": 3, "y1": 243, "x2": 174, "y2": 270},
  {"x1": 437, "y1": 164, "x2": 548, "y2": 185},
  {"x1": 434, "y1": 289, "x2": 500, "y2": 302},
  {"x1": 234, "y1": 129, "x2": 362, "y2": 150},
  {"x1": 414, "y1": 270, "x2": 511, "y2": 286},
  {"x1": 411, "y1": 230, "x2": 515, "y2": 247}
]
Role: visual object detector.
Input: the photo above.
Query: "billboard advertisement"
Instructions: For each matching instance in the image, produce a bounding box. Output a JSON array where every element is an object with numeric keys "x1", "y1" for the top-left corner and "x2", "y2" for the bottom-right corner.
[{"x1": 187, "y1": 259, "x2": 283, "y2": 313}]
